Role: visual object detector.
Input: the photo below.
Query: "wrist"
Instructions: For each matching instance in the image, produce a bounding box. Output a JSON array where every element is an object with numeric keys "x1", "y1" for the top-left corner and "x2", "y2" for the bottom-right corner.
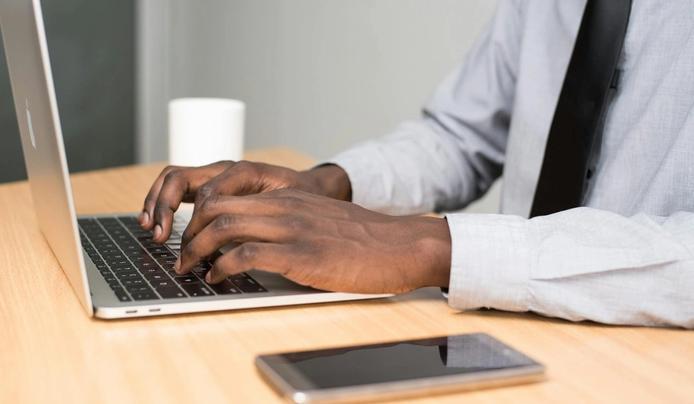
[
  {"x1": 303, "y1": 164, "x2": 352, "y2": 201},
  {"x1": 411, "y1": 216, "x2": 452, "y2": 289}
]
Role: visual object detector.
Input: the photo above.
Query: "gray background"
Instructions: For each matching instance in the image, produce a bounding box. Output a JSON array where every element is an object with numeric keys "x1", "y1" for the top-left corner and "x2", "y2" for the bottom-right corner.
[
  {"x1": 0, "y1": 0, "x2": 135, "y2": 183},
  {"x1": 138, "y1": 0, "x2": 497, "y2": 163}
]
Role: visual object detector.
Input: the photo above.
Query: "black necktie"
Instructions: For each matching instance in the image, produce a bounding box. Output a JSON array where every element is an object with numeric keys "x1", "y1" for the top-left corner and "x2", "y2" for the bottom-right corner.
[{"x1": 529, "y1": 0, "x2": 633, "y2": 217}]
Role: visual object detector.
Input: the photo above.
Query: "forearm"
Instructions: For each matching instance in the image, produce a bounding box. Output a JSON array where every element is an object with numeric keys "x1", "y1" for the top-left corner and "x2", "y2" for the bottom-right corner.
[{"x1": 325, "y1": 122, "x2": 493, "y2": 216}]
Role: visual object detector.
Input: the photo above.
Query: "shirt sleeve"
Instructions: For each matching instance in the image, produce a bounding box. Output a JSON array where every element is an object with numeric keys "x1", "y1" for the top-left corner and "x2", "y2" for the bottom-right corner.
[
  {"x1": 446, "y1": 208, "x2": 694, "y2": 328},
  {"x1": 325, "y1": 0, "x2": 524, "y2": 215}
]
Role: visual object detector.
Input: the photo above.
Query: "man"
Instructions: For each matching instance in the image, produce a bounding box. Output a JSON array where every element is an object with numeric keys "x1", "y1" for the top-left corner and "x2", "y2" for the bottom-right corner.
[{"x1": 139, "y1": 1, "x2": 694, "y2": 328}]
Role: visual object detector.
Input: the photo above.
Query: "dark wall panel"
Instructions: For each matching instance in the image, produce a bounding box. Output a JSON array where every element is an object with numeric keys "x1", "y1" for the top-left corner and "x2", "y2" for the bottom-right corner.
[{"x1": 0, "y1": 0, "x2": 135, "y2": 183}]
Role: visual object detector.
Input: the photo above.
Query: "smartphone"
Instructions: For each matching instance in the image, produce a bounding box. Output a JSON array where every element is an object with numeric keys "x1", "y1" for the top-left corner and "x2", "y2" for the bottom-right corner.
[{"x1": 256, "y1": 333, "x2": 545, "y2": 403}]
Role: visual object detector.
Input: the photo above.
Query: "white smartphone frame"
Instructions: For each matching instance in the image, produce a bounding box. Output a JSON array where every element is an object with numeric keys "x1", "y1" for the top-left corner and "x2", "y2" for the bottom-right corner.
[{"x1": 256, "y1": 333, "x2": 545, "y2": 403}]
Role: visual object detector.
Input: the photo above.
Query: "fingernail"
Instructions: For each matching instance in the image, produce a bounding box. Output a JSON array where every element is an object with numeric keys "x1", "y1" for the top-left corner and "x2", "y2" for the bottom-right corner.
[
  {"x1": 142, "y1": 211, "x2": 150, "y2": 225},
  {"x1": 205, "y1": 271, "x2": 213, "y2": 283},
  {"x1": 174, "y1": 257, "x2": 181, "y2": 273},
  {"x1": 153, "y1": 224, "x2": 162, "y2": 239}
]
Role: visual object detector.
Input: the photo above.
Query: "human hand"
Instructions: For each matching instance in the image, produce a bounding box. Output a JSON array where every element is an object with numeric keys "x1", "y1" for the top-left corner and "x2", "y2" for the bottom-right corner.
[
  {"x1": 139, "y1": 161, "x2": 351, "y2": 243},
  {"x1": 175, "y1": 189, "x2": 451, "y2": 294}
]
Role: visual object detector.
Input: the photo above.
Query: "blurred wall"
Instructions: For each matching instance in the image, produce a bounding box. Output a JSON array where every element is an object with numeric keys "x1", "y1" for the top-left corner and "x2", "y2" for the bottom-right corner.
[
  {"x1": 138, "y1": 0, "x2": 498, "y2": 161},
  {"x1": 0, "y1": 0, "x2": 136, "y2": 183}
]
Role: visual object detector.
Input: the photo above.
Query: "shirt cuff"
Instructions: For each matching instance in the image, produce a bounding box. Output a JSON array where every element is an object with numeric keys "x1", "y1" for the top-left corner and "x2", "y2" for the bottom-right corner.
[
  {"x1": 444, "y1": 213, "x2": 533, "y2": 313},
  {"x1": 321, "y1": 148, "x2": 389, "y2": 211}
]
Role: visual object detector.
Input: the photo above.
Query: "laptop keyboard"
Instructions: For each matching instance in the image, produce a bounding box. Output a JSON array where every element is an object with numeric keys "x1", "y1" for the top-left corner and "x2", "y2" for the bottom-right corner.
[{"x1": 78, "y1": 216, "x2": 267, "y2": 302}]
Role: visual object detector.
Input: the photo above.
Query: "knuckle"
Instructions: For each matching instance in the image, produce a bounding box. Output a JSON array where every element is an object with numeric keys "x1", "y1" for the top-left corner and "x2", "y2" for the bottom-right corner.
[
  {"x1": 144, "y1": 194, "x2": 157, "y2": 206},
  {"x1": 234, "y1": 160, "x2": 251, "y2": 170},
  {"x1": 285, "y1": 216, "x2": 308, "y2": 232},
  {"x1": 233, "y1": 160, "x2": 258, "y2": 175},
  {"x1": 196, "y1": 183, "x2": 216, "y2": 201},
  {"x1": 199, "y1": 194, "x2": 220, "y2": 213},
  {"x1": 236, "y1": 244, "x2": 258, "y2": 263},
  {"x1": 213, "y1": 214, "x2": 235, "y2": 231},
  {"x1": 154, "y1": 201, "x2": 172, "y2": 214},
  {"x1": 162, "y1": 165, "x2": 178, "y2": 174},
  {"x1": 211, "y1": 160, "x2": 234, "y2": 168},
  {"x1": 279, "y1": 195, "x2": 303, "y2": 210},
  {"x1": 163, "y1": 170, "x2": 183, "y2": 184}
]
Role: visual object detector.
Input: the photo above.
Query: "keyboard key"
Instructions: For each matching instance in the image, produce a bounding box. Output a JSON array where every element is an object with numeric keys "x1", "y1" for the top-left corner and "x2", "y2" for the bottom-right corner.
[
  {"x1": 156, "y1": 285, "x2": 186, "y2": 299},
  {"x1": 126, "y1": 285, "x2": 152, "y2": 294},
  {"x1": 126, "y1": 254, "x2": 152, "y2": 264},
  {"x1": 111, "y1": 265, "x2": 136, "y2": 274},
  {"x1": 121, "y1": 278, "x2": 146, "y2": 288},
  {"x1": 118, "y1": 216, "x2": 138, "y2": 223},
  {"x1": 147, "y1": 247, "x2": 169, "y2": 254},
  {"x1": 152, "y1": 254, "x2": 176, "y2": 263},
  {"x1": 104, "y1": 256, "x2": 127, "y2": 265},
  {"x1": 181, "y1": 283, "x2": 213, "y2": 297},
  {"x1": 191, "y1": 267, "x2": 208, "y2": 277},
  {"x1": 231, "y1": 276, "x2": 268, "y2": 293},
  {"x1": 209, "y1": 280, "x2": 241, "y2": 295},
  {"x1": 145, "y1": 273, "x2": 170, "y2": 283},
  {"x1": 133, "y1": 261, "x2": 159, "y2": 271},
  {"x1": 98, "y1": 218, "x2": 119, "y2": 226},
  {"x1": 141, "y1": 265, "x2": 161, "y2": 275},
  {"x1": 118, "y1": 272, "x2": 142, "y2": 281},
  {"x1": 175, "y1": 276, "x2": 198, "y2": 285},
  {"x1": 151, "y1": 279, "x2": 176, "y2": 288},
  {"x1": 111, "y1": 287, "x2": 131, "y2": 302},
  {"x1": 159, "y1": 260, "x2": 177, "y2": 271},
  {"x1": 99, "y1": 249, "x2": 120, "y2": 256},
  {"x1": 131, "y1": 290, "x2": 159, "y2": 301},
  {"x1": 96, "y1": 267, "x2": 110, "y2": 276},
  {"x1": 119, "y1": 245, "x2": 141, "y2": 253}
]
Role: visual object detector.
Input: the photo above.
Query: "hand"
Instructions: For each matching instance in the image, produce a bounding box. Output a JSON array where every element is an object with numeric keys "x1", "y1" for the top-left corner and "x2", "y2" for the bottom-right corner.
[
  {"x1": 175, "y1": 189, "x2": 452, "y2": 294},
  {"x1": 139, "y1": 161, "x2": 351, "y2": 243}
]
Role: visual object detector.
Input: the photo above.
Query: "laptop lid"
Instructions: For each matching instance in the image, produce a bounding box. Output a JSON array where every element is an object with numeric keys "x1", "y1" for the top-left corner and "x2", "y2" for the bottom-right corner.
[{"x1": 0, "y1": 0, "x2": 93, "y2": 315}]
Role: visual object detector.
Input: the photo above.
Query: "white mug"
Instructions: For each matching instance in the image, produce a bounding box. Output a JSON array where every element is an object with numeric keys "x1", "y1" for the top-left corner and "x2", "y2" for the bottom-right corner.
[{"x1": 168, "y1": 98, "x2": 245, "y2": 167}]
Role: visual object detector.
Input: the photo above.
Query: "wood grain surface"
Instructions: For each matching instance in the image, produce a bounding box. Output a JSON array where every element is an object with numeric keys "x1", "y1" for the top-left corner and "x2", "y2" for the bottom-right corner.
[{"x1": 0, "y1": 148, "x2": 692, "y2": 404}]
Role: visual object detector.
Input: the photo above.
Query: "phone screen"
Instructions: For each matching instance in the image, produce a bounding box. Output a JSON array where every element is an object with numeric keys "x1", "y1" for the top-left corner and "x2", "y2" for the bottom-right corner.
[{"x1": 268, "y1": 333, "x2": 540, "y2": 389}]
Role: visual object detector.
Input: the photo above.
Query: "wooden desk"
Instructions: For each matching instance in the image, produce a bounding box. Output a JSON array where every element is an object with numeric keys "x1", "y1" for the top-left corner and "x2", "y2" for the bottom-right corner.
[{"x1": 1, "y1": 148, "x2": 692, "y2": 404}]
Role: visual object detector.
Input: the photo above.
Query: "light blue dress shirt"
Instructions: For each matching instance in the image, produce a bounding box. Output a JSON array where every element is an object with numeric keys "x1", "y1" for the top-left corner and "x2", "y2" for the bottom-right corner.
[{"x1": 328, "y1": 0, "x2": 694, "y2": 328}]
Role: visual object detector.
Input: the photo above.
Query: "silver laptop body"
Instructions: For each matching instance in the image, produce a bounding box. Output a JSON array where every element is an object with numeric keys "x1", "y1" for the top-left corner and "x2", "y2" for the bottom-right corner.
[{"x1": 0, "y1": 0, "x2": 388, "y2": 319}]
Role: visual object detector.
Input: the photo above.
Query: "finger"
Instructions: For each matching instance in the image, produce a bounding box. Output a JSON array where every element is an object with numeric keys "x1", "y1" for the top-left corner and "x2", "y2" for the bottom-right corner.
[
  {"x1": 151, "y1": 163, "x2": 229, "y2": 242},
  {"x1": 177, "y1": 214, "x2": 300, "y2": 274},
  {"x1": 196, "y1": 161, "x2": 270, "y2": 198},
  {"x1": 180, "y1": 163, "x2": 266, "y2": 243},
  {"x1": 206, "y1": 242, "x2": 298, "y2": 284},
  {"x1": 181, "y1": 192, "x2": 304, "y2": 249},
  {"x1": 141, "y1": 165, "x2": 179, "y2": 229}
]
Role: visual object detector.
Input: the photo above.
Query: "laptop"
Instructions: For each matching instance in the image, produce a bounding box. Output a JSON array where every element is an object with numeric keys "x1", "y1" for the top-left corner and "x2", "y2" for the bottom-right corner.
[{"x1": 0, "y1": 0, "x2": 389, "y2": 319}]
